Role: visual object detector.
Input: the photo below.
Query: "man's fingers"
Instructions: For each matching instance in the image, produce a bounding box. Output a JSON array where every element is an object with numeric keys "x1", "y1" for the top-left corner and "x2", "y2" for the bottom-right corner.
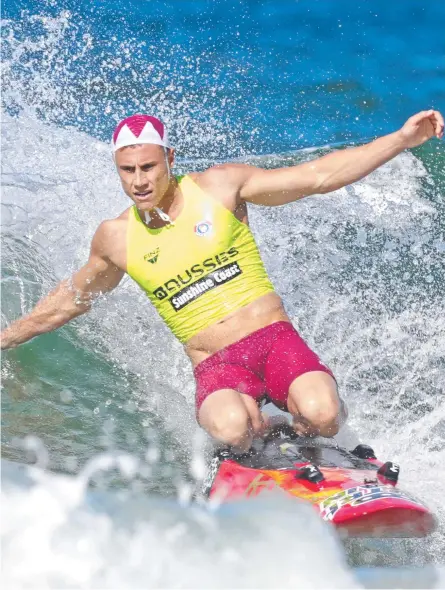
[
  {"x1": 410, "y1": 109, "x2": 443, "y2": 130},
  {"x1": 433, "y1": 109, "x2": 444, "y2": 126},
  {"x1": 424, "y1": 110, "x2": 444, "y2": 138},
  {"x1": 250, "y1": 411, "x2": 267, "y2": 436},
  {"x1": 431, "y1": 110, "x2": 444, "y2": 138},
  {"x1": 409, "y1": 110, "x2": 432, "y2": 124}
]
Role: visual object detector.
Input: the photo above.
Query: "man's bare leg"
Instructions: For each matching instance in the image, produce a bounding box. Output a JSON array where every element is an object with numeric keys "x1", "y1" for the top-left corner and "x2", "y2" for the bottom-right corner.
[
  {"x1": 287, "y1": 371, "x2": 347, "y2": 437},
  {"x1": 198, "y1": 389, "x2": 266, "y2": 452}
]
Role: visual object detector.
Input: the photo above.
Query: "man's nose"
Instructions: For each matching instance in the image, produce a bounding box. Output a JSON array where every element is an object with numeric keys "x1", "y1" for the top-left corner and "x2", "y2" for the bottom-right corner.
[{"x1": 134, "y1": 168, "x2": 148, "y2": 187}]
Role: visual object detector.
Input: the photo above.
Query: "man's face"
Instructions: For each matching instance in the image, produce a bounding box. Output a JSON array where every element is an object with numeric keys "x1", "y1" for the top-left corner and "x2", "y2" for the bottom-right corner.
[{"x1": 115, "y1": 144, "x2": 175, "y2": 210}]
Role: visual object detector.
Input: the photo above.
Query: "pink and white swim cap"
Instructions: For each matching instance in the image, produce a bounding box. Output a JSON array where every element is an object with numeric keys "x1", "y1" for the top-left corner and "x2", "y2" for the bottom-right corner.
[{"x1": 112, "y1": 114, "x2": 171, "y2": 152}]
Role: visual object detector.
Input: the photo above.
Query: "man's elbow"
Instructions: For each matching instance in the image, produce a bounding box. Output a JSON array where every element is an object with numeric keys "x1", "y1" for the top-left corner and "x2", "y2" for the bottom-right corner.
[{"x1": 314, "y1": 171, "x2": 334, "y2": 194}]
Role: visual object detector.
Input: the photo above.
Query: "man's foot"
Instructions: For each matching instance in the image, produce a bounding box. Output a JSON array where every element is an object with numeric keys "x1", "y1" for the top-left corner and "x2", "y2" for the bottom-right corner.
[
  {"x1": 292, "y1": 416, "x2": 320, "y2": 437},
  {"x1": 292, "y1": 397, "x2": 348, "y2": 437}
]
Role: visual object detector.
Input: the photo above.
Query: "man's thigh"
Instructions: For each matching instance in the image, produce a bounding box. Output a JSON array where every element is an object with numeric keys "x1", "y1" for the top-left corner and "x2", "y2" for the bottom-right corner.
[{"x1": 264, "y1": 325, "x2": 335, "y2": 410}]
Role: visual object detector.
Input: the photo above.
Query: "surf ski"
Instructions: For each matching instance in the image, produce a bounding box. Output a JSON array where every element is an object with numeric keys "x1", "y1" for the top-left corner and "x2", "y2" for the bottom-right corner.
[{"x1": 202, "y1": 424, "x2": 436, "y2": 538}]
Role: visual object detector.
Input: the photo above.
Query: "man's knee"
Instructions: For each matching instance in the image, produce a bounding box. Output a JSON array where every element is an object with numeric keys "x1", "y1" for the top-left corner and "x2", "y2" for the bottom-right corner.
[
  {"x1": 288, "y1": 372, "x2": 342, "y2": 437},
  {"x1": 204, "y1": 406, "x2": 251, "y2": 449},
  {"x1": 299, "y1": 397, "x2": 341, "y2": 436}
]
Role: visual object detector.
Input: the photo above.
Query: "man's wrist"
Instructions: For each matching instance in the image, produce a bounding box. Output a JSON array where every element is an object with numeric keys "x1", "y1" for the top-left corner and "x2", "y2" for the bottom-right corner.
[
  {"x1": 392, "y1": 129, "x2": 410, "y2": 151},
  {"x1": 1, "y1": 328, "x2": 17, "y2": 350}
]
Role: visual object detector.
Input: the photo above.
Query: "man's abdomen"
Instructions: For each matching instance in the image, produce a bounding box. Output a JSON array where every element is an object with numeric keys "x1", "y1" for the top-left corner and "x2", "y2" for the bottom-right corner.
[{"x1": 186, "y1": 292, "x2": 290, "y2": 366}]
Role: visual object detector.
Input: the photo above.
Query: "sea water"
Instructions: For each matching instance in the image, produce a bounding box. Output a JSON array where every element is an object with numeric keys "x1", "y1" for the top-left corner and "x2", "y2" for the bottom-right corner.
[{"x1": 1, "y1": 1, "x2": 445, "y2": 587}]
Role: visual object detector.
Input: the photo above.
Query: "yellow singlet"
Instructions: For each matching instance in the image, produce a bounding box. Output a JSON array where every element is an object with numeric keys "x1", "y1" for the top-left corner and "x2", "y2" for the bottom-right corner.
[{"x1": 126, "y1": 175, "x2": 275, "y2": 342}]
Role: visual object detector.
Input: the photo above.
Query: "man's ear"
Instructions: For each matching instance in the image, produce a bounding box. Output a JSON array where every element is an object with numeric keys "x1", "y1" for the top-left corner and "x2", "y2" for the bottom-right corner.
[{"x1": 168, "y1": 148, "x2": 175, "y2": 167}]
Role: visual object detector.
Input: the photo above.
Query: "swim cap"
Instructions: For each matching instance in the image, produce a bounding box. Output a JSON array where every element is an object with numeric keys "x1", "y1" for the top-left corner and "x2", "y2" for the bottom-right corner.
[{"x1": 112, "y1": 114, "x2": 171, "y2": 152}]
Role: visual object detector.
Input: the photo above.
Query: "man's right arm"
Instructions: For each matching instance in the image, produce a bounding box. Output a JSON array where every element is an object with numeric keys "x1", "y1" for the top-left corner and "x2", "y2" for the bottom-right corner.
[{"x1": 1, "y1": 224, "x2": 124, "y2": 350}]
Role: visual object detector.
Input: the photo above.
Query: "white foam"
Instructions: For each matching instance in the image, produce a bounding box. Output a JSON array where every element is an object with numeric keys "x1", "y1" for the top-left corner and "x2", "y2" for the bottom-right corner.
[{"x1": 2, "y1": 460, "x2": 358, "y2": 589}]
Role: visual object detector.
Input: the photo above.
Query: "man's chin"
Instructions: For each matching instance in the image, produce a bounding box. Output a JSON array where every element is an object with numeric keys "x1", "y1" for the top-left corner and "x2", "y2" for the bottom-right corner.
[{"x1": 132, "y1": 198, "x2": 156, "y2": 210}]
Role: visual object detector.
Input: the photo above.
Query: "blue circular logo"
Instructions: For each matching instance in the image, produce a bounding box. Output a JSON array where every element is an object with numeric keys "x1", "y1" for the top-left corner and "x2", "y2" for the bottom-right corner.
[{"x1": 195, "y1": 221, "x2": 212, "y2": 236}]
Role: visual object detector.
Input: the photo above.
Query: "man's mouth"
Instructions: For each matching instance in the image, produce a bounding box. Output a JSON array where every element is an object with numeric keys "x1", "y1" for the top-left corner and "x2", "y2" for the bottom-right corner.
[{"x1": 134, "y1": 190, "x2": 152, "y2": 201}]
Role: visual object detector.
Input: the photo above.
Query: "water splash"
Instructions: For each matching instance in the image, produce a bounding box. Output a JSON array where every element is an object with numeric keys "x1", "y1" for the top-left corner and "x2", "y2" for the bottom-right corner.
[
  {"x1": 1, "y1": 3, "x2": 445, "y2": 583},
  {"x1": 1, "y1": 8, "x2": 261, "y2": 158},
  {"x1": 2, "y1": 459, "x2": 359, "y2": 589}
]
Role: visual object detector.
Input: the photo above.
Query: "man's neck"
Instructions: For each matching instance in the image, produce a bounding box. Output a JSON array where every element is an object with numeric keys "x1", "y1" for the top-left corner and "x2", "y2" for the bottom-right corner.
[{"x1": 140, "y1": 177, "x2": 182, "y2": 228}]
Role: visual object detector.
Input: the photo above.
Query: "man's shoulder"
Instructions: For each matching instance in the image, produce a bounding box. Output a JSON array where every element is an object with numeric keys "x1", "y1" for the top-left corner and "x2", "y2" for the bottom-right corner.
[
  {"x1": 191, "y1": 163, "x2": 251, "y2": 185},
  {"x1": 93, "y1": 209, "x2": 130, "y2": 248},
  {"x1": 189, "y1": 164, "x2": 252, "y2": 205},
  {"x1": 99, "y1": 208, "x2": 130, "y2": 230}
]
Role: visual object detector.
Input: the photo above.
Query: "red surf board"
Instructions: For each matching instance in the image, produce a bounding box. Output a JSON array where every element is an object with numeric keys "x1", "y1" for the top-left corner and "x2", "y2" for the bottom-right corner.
[{"x1": 206, "y1": 437, "x2": 436, "y2": 538}]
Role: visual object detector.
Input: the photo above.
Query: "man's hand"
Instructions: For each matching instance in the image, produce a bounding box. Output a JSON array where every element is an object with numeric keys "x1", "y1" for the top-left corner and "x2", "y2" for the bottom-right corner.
[
  {"x1": 0, "y1": 280, "x2": 91, "y2": 350},
  {"x1": 399, "y1": 110, "x2": 444, "y2": 149},
  {"x1": 0, "y1": 222, "x2": 124, "y2": 350}
]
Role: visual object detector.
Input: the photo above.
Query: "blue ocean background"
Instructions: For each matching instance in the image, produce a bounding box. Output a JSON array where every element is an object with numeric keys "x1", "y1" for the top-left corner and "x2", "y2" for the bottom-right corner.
[
  {"x1": 1, "y1": 0, "x2": 445, "y2": 587},
  {"x1": 3, "y1": 0, "x2": 445, "y2": 154}
]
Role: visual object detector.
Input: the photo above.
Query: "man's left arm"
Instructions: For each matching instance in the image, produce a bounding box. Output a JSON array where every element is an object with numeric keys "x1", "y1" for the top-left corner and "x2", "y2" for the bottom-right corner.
[{"x1": 238, "y1": 110, "x2": 444, "y2": 206}]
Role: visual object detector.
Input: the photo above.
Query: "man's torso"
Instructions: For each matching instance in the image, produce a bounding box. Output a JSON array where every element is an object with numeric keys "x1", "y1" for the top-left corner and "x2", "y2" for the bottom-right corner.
[{"x1": 99, "y1": 169, "x2": 290, "y2": 364}]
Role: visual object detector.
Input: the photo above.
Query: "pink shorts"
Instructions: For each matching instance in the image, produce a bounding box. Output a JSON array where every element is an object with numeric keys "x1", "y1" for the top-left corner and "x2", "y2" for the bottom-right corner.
[{"x1": 194, "y1": 321, "x2": 334, "y2": 413}]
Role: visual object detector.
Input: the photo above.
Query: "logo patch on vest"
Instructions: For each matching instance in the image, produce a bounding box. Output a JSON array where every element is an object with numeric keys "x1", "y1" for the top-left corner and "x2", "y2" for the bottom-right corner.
[
  {"x1": 144, "y1": 248, "x2": 160, "y2": 264},
  {"x1": 152, "y1": 248, "x2": 239, "y2": 303},
  {"x1": 194, "y1": 220, "x2": 212, "y2": 237},
  {"x1": 169, "y1": 262, "x2": 242, "y2": 311}
]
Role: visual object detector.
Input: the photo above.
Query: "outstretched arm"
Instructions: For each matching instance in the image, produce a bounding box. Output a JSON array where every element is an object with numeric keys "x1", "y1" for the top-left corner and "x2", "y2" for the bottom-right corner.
[
  {"x1": 1, "y1": 224, "x2": 124, "y2": 349},
  {"x1": 233, "y1": 110, "x2": 444, "y2": 205}
]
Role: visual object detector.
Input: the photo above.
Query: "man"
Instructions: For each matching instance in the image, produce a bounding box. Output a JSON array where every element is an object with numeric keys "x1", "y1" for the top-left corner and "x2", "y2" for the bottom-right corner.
[{"x1": 1, "y1": 110, "x2": 443, "y2": 452}]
